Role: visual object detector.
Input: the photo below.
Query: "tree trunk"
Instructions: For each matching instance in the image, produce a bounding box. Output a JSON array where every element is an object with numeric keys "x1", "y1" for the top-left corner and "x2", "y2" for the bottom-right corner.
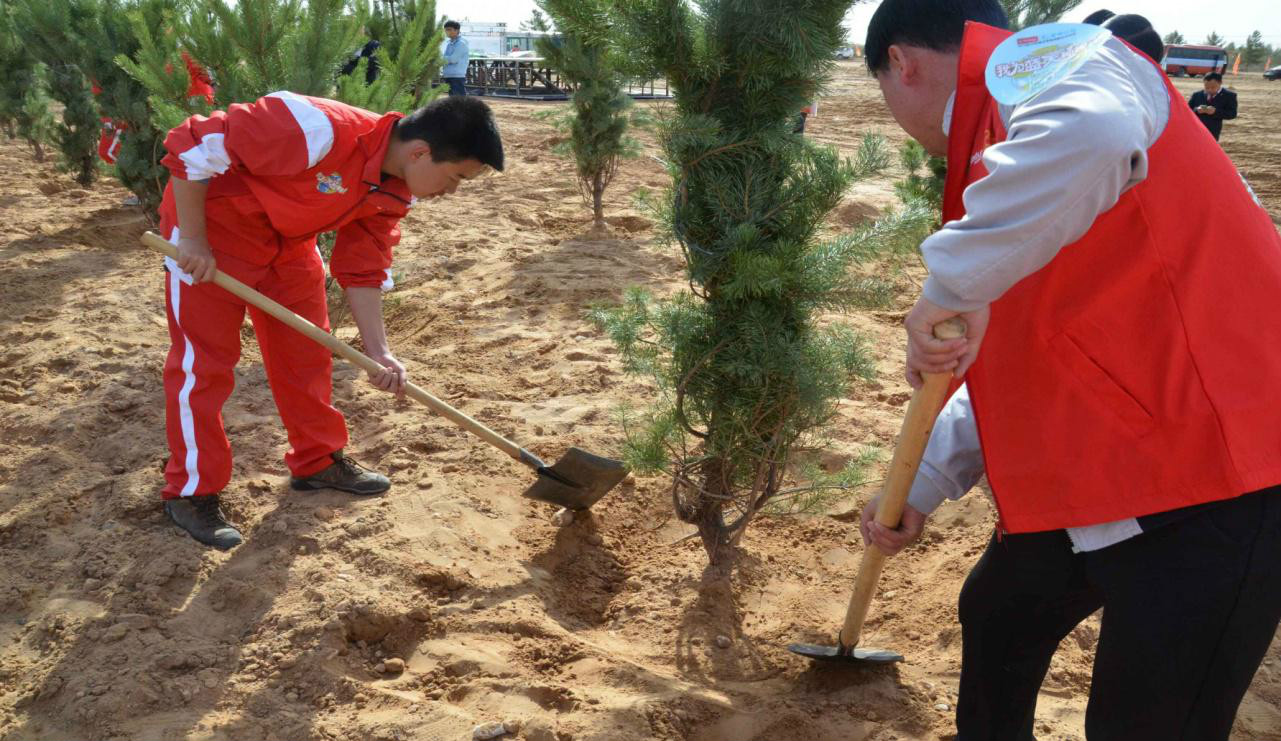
[
  {"x1": 591, "y1": 171, "x2": 605, "y2": 228},
  {"x1": 31, "y1": 139, "x2": 45, "y2": 162},
  {"x1": 695, "y1": 456, "x2": 735, "y2": 569},
  {"x1": 75, "y1": 155, "x2": 95, "y2": 186}
]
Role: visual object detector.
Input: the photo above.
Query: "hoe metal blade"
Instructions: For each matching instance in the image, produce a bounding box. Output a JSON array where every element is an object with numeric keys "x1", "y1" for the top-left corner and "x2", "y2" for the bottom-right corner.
[
  {"x1": 787, "y1": 642, "x2": 904, "y2": 664},
  {"x1": 522, "y1": 447, "x2": 628, "y2": 510}
]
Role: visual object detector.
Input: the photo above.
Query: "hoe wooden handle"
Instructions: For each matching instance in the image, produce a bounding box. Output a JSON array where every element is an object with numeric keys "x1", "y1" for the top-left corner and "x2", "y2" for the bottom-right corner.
[
  {"x1": 140, "y1": 231, "x2": 537, "y2": 467},
  {"x1": 838, "y1": 317, "x2": 967, "y2": 652}
]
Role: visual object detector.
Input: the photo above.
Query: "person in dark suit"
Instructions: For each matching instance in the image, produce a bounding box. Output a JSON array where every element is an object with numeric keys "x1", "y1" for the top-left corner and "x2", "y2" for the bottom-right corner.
[
  {"x1": 1188, "y1": 73, "x2": 1238, "y2": 141},
  {"x1": 341, "y1": 38, "x2": 382, "y2": 85}
]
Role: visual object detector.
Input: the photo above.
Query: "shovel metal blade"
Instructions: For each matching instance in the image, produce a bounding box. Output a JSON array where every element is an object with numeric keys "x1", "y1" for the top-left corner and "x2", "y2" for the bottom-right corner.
[
  {"x1": 522, "y1": 447, "x2": 628, "y2": 510},
  {"x1": 787, "y1": 643, "x2": 904, "y2": 664}
]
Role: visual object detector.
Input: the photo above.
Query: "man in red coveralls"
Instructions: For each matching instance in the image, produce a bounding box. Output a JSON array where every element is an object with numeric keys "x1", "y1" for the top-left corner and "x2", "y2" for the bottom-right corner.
[
  {"x1": 159, "y1": 93, "x2": 504, "y2": 550},
  {"x1": 855, "y1": 1, "x2": 1281, "y2": 739}
]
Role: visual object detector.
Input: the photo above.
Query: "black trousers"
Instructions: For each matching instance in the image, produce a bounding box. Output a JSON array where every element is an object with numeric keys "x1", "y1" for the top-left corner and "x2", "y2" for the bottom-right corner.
[
  {"x1": 445, "y1": 77, "x2": 467, "y2": 97},
  {"x1": 956, "y1": 486, "x2": 1281, "y2": 741}
]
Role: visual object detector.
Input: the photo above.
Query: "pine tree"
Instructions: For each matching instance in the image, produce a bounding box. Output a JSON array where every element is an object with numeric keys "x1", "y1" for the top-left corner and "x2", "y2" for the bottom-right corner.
[
  {"x1": 116, "y1": 2, "x2": 216, "y2": 133},
  {"x1": 175, "y1": 0, "x2": 440, "y2": 115},
  {"x1": 521, "y1": 9, "x2": 550, "y2": 32},
  {"x1": 11, "y1": 0, "x2": 183, "y2": 213},
  {"x1": 999, "y1": 0, "x2": 1081, "y2": 30},
  {"x1": 598, "y1": 0, "x2": 896, "y2": 568},
  {"x1": 364, "y1": 4, "x2": 394, "y2": 51},
  {"x1": 81, "y1": 0, "x2": 182, "y2": 215},
  {"x1": 893, "y1": 139, "x2": 945, "y2": 214},
  {"x1": 12, "y1": 0, "x2": 102, "y2": 185},
  {"x1": 0, "y1": 6, "x2": 56, "y2": 161},
  {"x1": 0, "y1": 5, "x2": 24, "y2": 140},
  {"x1": 112, "y1": 0, "x2": 442, "y2": 214},
  {"x1": 179, "y1": 0, "x2": 362, "y2": 105},
  {"x1": 15, "y1": 73, "x2": 57, "y2": 162},
  {"x1": 1204, "y1": 31, "x2": 1225, "y2": 48},
  {"x1": 1243, "y1": 30, "x2": 1266, "y2": 69},
  {"x1": 1163, "y1": 30, "x2": 1185, "y2": 46},
  {"x1": 337, "y1": 0, "x2": 445, "y2": 114},
  {"x1": 535, "y1": 0, "x2": 636, "y2": 230}
]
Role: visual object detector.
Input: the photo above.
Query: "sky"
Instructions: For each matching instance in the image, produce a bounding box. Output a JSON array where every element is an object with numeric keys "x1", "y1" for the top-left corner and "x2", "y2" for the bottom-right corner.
[{"x1": 437, "y1": 0, "x2": 1281, "y2": 47}]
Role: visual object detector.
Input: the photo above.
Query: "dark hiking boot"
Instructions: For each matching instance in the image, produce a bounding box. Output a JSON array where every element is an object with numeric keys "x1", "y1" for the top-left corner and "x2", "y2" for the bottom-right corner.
[
  {"x1": 164, "y1": 494, "x2": 244, "y2": 551},
  {"x1": 290, "y1": 451, "x2": 390, "y2": 495}
]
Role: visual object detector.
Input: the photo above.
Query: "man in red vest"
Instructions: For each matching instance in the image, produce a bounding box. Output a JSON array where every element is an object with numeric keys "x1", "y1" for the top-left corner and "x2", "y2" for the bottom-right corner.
[{"x1": 856, "y1": 1, "x2": 1281, "y2": 739}]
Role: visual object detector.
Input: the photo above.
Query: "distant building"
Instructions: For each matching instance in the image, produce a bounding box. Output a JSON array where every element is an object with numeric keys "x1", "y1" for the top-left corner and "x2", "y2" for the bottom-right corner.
[
  {"x1": 504, "y1": 32, "x2": 557, "y2": 54},
  {"x1": 450, "y1": 21, "x2": 507, "y2": 57},
  {"x1": 443, "y1": 22, "x2": 561, "y2": 58}
]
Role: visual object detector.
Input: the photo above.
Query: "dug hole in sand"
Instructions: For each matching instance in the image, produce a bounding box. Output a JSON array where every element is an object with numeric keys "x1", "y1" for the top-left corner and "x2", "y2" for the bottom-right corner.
[{"x1": 1, "y1": 68, "x2": 1279, "y2": 741}]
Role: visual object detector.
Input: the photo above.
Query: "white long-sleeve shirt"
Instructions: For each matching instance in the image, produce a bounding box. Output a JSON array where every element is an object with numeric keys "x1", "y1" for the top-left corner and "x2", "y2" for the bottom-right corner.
[
  {"x1": 906, "y1": 36, "x2": 1172, "y2": 552},
  {"x1": 922, "y1": 36, "x2": 1171, "y2": 312}
]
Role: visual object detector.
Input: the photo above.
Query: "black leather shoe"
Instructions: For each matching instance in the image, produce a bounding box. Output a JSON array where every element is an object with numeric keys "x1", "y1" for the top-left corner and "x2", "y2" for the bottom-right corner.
[
  {"x1": 164, "y1": 494, "x2": 244, "y2": 550},
  {"x1": 290, "y1": 451, "x2": 390, "y2": 495}
]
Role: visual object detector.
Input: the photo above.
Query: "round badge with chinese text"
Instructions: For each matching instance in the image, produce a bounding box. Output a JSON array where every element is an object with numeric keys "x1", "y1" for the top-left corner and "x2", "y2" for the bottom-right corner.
[{"x1": 986, "y1": 23, "x2": 1111, "y2": 106}]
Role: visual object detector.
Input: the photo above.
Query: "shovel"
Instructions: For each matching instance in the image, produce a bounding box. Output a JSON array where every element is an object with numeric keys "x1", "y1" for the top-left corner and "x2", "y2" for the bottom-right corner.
[
  {"x1": 789, "y1": 317, "x2": 967, "y2": 664},
  {"x1": 141, "y1": 231, "x2": 627, "y2": 511}
]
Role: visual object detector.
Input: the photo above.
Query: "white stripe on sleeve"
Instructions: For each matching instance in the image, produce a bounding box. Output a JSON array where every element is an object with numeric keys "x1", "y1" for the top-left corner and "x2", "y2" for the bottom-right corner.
[
  {"x1": 177, "y1": 133, "x2": 231, "y2": 181},
  {"x1": 266, "y1": 91, "x2": 336, "y2": 168}
]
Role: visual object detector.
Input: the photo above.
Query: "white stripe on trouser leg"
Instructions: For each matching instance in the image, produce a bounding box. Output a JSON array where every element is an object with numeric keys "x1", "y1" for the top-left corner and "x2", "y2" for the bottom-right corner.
[{"x1": 168, "y1": 227, "x2": 202, "y2": 497}]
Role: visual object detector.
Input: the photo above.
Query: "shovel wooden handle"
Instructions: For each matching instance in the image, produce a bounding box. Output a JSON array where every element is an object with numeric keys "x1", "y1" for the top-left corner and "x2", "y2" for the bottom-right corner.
[
  {"x1": 141, "y1": 231, "x2": 544, "y2": 469},
  {"x1": 837, "y1": 317, "x2": 968, "y2": 652}
]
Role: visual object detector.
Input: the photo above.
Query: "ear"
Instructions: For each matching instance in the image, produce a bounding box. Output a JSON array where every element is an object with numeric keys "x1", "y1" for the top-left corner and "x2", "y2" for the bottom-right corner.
[
  {"x1": 409, "y1": 141, "x2": 432, "y2": 161},
  {"x1": 886, "y1": 44, "x2": 918, "y2": 85}
]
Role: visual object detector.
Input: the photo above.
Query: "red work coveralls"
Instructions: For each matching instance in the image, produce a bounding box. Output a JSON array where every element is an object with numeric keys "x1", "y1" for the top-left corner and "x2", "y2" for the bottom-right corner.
[{"x1": 157, "y1": 91, "x2": 411, "y2": 499}]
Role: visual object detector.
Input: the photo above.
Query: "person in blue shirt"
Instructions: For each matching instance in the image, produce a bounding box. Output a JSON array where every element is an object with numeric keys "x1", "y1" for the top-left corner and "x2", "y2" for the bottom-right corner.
[{"x1": 442, "y1": 20, "x2": 470, "y2": 97}]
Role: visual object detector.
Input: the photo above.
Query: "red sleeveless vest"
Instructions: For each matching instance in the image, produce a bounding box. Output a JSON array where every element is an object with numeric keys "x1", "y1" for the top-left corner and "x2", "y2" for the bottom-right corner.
[{"x1": 945, "y1": 22, "x2": 1281, "y2": 533}]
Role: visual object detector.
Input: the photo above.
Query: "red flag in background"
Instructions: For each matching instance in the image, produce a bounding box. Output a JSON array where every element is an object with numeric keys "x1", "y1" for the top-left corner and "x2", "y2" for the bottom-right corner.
[
  {"x1": 1232, "y1": 53, "x2": 1241, "y2": 75},
  {"x1": 182, "y1": 52, "x2": 215, "y2": 104}
]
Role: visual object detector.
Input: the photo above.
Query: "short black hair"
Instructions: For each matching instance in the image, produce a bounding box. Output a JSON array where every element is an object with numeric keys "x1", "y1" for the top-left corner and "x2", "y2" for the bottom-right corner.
[
  {"x1": 866, "y1": 0, "x2": 1008, "y2": 73},
  {"x1": 443, "y1": 20, "x2": 461, "y2": 31},
  {"x1": 1082, "y1": 9, "x2": 1116, "y2": 25},
  {"x1": 396, "y1": 96, "x2": 504, "y2": 172},
  {"x1": 1101, "y1": 14, "x2": 1163, "y2": 63},
  {"x1": 1204, "y1": 72, "x2": 1224, "y2": 82}
]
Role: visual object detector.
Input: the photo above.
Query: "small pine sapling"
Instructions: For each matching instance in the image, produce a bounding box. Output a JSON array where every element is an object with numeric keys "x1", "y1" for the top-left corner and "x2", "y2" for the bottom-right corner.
[
  {"x1": 597, "y1": 0, "x2": 895, "y2": 568},
  {"x1": 0, "y1": 8, "x2": 55, "y2": 161},
  {"x1": 536, "y1": 0, "x2": 639, "y2": 232},
  {"x1": 16, "y1": 71, "x2": 57, "y2": 162},
  {"x1": 13, "y1": 0, "x2": 102, "y2": 185}
]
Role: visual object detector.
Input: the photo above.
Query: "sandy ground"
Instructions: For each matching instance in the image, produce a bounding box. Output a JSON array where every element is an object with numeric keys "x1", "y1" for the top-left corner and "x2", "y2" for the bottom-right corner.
[{"x1": 1, "y1": 64, "x2": 1279, "y2": 741}]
